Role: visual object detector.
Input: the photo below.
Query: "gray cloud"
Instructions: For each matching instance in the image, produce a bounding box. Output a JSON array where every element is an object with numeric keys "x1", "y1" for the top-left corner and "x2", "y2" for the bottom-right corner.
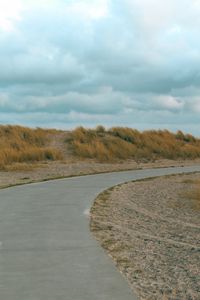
[{"x1": 0, "y1": 0, "x2": 200, "y2": 134}]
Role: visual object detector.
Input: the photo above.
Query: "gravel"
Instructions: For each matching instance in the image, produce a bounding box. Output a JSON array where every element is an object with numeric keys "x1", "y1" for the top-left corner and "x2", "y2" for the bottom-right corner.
[{"x1": 90, "y1": 173, "x2": 200, "y2": 300}]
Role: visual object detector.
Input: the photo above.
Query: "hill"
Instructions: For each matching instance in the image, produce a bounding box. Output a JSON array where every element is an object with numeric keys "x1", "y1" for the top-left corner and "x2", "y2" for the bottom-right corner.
[
  {"x1": 1, "y1": 125, "x2": 200, "y2": 170},
  {"x1": 67, "y1": 126, "x2": 200, "y2": 161}
]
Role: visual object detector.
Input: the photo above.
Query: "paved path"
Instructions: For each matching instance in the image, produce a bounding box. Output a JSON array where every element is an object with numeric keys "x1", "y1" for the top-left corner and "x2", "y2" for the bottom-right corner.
[{"x1": 0, "y1": 165, "x2": 200, "y2": 300}]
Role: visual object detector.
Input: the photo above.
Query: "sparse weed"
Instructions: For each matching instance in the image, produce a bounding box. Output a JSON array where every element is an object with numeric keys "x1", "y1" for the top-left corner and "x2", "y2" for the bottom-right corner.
[{"x1": 182, "y1": 178, "x2": 200, "y2": 210}]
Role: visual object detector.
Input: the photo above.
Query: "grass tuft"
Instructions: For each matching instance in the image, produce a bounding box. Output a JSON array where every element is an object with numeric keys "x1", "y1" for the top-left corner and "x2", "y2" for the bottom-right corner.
[
  {"x1": 67, "y1": 127, "x2": 200, "y2": 162},
  {"x1": 0, "y1": 125, "x2": 63, "y2": 170}
]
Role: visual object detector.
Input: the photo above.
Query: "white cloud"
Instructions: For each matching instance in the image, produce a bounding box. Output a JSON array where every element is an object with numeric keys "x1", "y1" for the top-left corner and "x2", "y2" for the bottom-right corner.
[
  {"x1": 167, "y1": 25, "x2": 182, "y2": 35},
  {"x1": 66, "y1": 0, "x2": 110, "y2": 20},
  {"x1": 0, "y1": 0, "x2": 23, "y2": 32},
  {"x1": 126, "y1": 0, "x2": 177, "y2": 34},
  {"x1": 154, "y1": 95, "x2": 184, "y2": 111},
  {"x1": 20, "y1": 0, "x2": 110, "y2": 20},
  {"x1": 0, "y1": 0, "x2": 109, "y2": 33},
  {"x1": 187, "y1": 97, "x2": 200, "y2": 113},
  {"x1": 193, "y1": 103, "x2": 200, "y2": 112}
]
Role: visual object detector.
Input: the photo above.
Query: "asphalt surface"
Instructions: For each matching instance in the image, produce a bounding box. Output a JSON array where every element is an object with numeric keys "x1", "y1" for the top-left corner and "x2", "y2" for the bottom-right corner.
[{"x1": 0, "y1": 165, "x2": 200, "y2": 300}]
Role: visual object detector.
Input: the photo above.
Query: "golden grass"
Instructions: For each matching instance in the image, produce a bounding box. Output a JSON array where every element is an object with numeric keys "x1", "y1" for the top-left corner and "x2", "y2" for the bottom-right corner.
[
  {"x1": 67, "y1": 126, "x2": 200, "y2": 162},
  {"x1": 0, "y1": 125, "x2": 63, "y2": 170},
  {"x1": 1, "y1": 125, "x2": 200, "y2": 170}
]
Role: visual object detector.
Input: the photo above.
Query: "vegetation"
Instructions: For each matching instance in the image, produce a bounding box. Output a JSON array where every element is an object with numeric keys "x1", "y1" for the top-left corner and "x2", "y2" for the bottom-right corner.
[
  {"x1": 67, "y1": 126, "x2": 200, "y2": 162},
  {"x1": 0, "y1": 125, "x2": 63, "y2": 170},
  {"x1": 1, "y1": 125, "x2": 200, "y2": 170}
]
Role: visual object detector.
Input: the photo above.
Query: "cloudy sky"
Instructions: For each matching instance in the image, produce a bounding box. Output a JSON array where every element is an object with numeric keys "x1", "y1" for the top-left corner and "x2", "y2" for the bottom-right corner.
[{"x1": 0, "y1": 0, "x2": 200, "y2": 134}]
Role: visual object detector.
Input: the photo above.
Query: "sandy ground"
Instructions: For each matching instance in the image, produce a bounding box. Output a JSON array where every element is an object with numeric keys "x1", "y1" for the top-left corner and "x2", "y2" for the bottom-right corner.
[
  {"x1": 90, "y1": 173, "x2": 200, "y2": 300},
  {"x1": 1, "y1": 158, "x2": 200, "y2": 189}
]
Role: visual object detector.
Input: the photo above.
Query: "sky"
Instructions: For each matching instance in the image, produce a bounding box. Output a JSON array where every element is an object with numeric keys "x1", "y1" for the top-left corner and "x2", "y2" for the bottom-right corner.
[{"x1": 0, "y1": 0, "x2": 200, "y2": 134}]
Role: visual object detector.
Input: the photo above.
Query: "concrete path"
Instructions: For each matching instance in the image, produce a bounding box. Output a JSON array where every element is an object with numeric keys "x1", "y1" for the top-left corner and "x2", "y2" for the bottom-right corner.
[{"x1": 0, "y1": 165, "x2": 200, "y2": 300}]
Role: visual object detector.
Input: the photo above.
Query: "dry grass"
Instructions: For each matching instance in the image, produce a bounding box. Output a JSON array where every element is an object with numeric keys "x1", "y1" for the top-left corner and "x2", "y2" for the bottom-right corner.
[
  {"x1": 1, "y1": 125, "x2": 200, "y2": 170},
  {"x1": 67, "y1": 126, "x2": 200, "y2": 162},
  {"x1": 0, "y1": 125, "x2": 63, "y2": 170}
]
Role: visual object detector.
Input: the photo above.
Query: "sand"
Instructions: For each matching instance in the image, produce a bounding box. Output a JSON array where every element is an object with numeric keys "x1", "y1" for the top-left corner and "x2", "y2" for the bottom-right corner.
[{"x1": 90, "y1": 173, "x2": 200, "y2": 300}]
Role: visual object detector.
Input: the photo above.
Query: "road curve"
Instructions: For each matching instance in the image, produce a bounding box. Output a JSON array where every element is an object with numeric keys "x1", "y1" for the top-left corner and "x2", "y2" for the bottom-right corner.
[{"x1": 0, "y1": 165, "x2": 200, "y2": 300}]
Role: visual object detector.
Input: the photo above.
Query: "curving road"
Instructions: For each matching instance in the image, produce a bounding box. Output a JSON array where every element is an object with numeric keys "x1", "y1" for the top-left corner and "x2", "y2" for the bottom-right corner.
[{"x1": 0, "y1": 165, "x2": 200, "y2": 300}]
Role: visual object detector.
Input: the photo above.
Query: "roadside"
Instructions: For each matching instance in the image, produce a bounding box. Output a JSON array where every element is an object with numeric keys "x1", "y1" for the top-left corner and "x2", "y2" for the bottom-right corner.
[
  {"x1": 90, "y1": 173, "x2": 200, "y2": 300},
  {"x1": 1, "y1": 158, "x2": 200, "y2": 189},
  {"x1": 1, "y1": 125, "x2": 200, "y2": 189}
]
